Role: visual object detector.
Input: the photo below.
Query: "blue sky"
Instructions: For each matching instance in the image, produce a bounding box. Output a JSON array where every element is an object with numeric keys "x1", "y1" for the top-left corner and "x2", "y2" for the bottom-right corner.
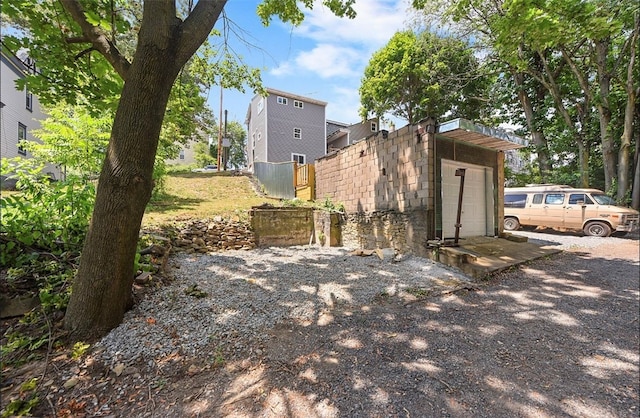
[{"x1": 207, "y1": 0, "x2": 412, "y2": 130}]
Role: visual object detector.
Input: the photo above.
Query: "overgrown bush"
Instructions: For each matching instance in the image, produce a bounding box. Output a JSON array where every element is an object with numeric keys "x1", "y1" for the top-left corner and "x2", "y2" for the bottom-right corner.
[
  {"x1": 1, "y1": 158, "x2": 94, "y2": 370},
  {"x1": 1, "y1": 158, "x2": 95, "y2": 267}
]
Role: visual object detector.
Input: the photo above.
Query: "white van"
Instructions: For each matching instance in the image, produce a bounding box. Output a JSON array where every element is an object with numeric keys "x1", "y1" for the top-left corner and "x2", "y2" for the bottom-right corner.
[{"x1": 504, "y1": 184, "x2": 639, "y2": 237}]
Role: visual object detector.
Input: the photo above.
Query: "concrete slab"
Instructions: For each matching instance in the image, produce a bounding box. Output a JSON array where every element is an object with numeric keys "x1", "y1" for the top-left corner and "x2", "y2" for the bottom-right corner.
[{"x1": 428, "y1": 235, "x2": 561, "y2": 279}]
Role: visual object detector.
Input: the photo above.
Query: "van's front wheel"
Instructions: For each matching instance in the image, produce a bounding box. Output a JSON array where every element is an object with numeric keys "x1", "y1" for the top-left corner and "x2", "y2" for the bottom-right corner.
[
  {"x1": 583, "y1": 221, "x2": 612, "y2": 237},
  {"x1": 504, "y1": 217, "x2": 520, "y2": 231}
]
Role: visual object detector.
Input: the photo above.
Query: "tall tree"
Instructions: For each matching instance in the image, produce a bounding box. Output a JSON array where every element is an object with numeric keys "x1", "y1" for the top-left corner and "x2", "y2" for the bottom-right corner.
[
  {"x1": 359, "y1": 30, "x2": 487, "y2": 124},
  {"x1": 2, "y1": 0, "x2": 357, "y2": 339},
  {"x1": 413, "y1": 0, "x2": 639, "y2": 200}
]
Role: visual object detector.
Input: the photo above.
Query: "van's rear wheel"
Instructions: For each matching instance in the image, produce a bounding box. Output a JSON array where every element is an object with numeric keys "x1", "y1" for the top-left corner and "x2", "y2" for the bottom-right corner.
[
  {"x1": 504, "y1": 217, "x2": 520, "y2": 231},
  {"x1": 583, "y1": 221, "x2": 611, "y2": 237}
]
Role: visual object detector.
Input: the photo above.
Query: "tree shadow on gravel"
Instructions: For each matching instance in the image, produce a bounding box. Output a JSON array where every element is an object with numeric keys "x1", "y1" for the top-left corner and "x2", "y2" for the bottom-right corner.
[
  {"x1": 21, "y1": 249, "x2": 639, "y2": 417},
  {"x1": 136, "y1": 250, "x2": 640, "y2": 418}
]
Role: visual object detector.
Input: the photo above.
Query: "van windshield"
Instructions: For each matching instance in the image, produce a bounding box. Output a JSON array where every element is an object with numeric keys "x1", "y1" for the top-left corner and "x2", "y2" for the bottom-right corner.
[{"x1": 591, "y1": 193, "x2": 617, "y2": 205}]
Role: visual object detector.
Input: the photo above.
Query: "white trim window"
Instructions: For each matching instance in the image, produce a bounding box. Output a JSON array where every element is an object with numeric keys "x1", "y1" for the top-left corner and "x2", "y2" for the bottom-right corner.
[
  {"x1": 26, "y1": 90, "x2": 33, "y2": 112},
  {"x1": 257, "y1": 98, "x2": 264, "y2": 113},
  {"x1": 292, "y1": 153, "x2": 305, "y2": 164},
  {"x1": 294, "y1": 100, "x2": 304, "y2": 109},
  {"x1": 371, "y1": 121, "x2": 377, "y2": 132},
  {"x1": 18, "y1": 123, "x2": 27, "y2": 155},
  {"x1": 293, "y1": 127, "x2": 302, "y2": 139},
  {"x1": 277, "y1": 96, "x2": 288, "y2": 105},
  {"x1": 179, "y1": 149, "x2": 185, "y2": 160}
]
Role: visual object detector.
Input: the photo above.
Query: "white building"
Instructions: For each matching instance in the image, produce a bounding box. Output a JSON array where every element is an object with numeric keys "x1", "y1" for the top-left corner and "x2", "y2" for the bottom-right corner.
[{"x1": 1, "y1": 46, "x2": 62, "y2": 182}]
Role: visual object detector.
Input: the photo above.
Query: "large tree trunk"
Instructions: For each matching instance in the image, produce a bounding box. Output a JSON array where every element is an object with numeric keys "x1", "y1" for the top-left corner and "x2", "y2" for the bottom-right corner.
[
  {"x1": 618, "y1": 17, "x2": 638, "y2": 202},
  {"x1": 594, "y1": 39, "x2": 616, "y2": 192},
  {"x1": 576, "y1": 138, "x2": 590, "y2": 188},
  {"x1": 64, "y1": 49, "x2": 179, "y2": 338},
  {"x1": 513, "y1": 72, "x2": 552, "y2": 180},
  {"x1": 64, "y1": 0, "x2": 225, "y2": 339}
]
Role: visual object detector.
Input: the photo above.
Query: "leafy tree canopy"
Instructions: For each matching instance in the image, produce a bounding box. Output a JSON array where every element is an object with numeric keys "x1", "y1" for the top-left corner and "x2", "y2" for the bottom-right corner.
[{"x1": 359, "y1": 30, "x2": 487, "y2": 124}]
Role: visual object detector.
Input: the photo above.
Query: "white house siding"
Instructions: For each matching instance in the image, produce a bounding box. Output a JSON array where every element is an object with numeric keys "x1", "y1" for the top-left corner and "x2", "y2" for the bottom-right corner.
[
  {"x1": 166, "y1": 138, "x2": 199, "y2": 166},
  {"x1": 1, "y1": 49, "x2": 61, "y2": 180}
]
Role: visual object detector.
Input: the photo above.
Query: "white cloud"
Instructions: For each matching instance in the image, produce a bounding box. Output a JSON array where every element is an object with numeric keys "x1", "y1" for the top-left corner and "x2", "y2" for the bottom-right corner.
[
  {"x1": 296, "y1": 0, "x2": 410, "y2": 50},
  {"x1": 270, "y1": 1, "x2": 410, "y2": 80},
  {"x1": 270, "y1": 61, "x2": 293, "y2": 76},
  {"x1": 326, "y1": 86, "x2": 362, "y2": 123},
  {"x1": 293, "y1": 44, "x2": 363, "y2": 78}
]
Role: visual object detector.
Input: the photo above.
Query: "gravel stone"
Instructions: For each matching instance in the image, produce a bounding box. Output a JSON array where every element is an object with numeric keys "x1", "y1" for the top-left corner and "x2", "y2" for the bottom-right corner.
[{"x1": 97, "y1": 246, "x2": 470, "y2": 365}]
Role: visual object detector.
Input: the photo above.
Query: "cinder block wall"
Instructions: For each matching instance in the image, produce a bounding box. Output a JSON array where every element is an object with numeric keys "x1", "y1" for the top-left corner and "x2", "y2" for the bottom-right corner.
[
  {"x1": 316, "y1": 125, "x2": 435, "y2": 255},
  {"x1": 316, "y1": 125, "x2": 433, "y2": 213},
  {"x1": 316, "y1": 121, "x2": 503, "y2": 253}
]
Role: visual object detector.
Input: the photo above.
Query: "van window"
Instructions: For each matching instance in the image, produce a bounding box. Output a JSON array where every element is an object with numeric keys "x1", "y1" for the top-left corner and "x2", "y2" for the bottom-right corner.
[
  {"x1": 505, "y1": 194, "x2": 527, "y2": 208},
  {"x1": 568, "y1": 193, "x2": 593, "y2": 205},
  {"x1": 532, "y1": 194, "x2": 543, "y2": 204},
  {"x1": 545, "y1": 193, "x2": 565, "y2": 204},
  {"x1": 591, "y1": 193, "x2": 616, "y2": 205}
]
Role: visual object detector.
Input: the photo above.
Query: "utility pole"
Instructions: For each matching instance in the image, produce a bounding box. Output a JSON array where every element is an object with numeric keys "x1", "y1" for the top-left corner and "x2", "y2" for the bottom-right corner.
[
  {"x1": 223, "y1": 109, "x2": 228, "y2": 170},
  {"x1": 217, "y1": 83, "x2": 223, "y2": 171}
]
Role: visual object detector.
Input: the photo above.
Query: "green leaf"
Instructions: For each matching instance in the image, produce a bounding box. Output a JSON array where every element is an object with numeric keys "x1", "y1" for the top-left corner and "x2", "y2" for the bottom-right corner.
[{"x1": 84, "y1": 11, "x2": 101, "y2": 26}]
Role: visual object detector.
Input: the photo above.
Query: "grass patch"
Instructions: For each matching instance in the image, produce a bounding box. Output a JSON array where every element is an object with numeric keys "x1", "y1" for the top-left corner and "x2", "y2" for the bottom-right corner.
[{"x1": 144, "y1": 172, "x2": 268, "y2": 225}]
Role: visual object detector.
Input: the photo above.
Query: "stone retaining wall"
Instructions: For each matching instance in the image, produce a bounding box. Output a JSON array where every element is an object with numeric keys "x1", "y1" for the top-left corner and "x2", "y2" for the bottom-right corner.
[
  {"x1": 171, "y1": 218, "x2": 256, "y2": 253},
  {"x1": 341, "y1": 208, "x2": 431, "y2": 256}
]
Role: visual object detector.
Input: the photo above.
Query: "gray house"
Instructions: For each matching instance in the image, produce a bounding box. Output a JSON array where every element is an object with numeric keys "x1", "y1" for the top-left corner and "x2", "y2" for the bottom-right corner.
[
  {"x1": 246, "y1": 88, "x2": 327, "y2": 171},
  {"x1": 327, "y1": 118, "x2": 380, "y2": 152}
]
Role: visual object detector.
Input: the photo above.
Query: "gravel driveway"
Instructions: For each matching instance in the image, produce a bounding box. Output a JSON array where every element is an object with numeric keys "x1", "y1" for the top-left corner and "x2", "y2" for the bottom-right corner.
[{"x1": 22, "y1": 232, "x2": 640, "y2": 417}]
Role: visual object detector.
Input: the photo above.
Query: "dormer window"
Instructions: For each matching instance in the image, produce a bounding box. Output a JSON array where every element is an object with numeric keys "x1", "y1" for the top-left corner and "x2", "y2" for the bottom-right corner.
[{"x1": 371, "y1": 121, "x2": 377, "y2": 132}]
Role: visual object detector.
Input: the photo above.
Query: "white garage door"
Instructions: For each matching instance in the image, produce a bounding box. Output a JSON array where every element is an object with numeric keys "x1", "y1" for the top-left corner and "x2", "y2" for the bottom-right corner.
[{"x1": 441, "y1": 160, "x2": 494, "y2": 238}]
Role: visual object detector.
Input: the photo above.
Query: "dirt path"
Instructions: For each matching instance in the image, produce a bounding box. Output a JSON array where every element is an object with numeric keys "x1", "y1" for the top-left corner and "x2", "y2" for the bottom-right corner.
[{"x1": 5, "y1": 239, "x2": 639, "y2": 417}]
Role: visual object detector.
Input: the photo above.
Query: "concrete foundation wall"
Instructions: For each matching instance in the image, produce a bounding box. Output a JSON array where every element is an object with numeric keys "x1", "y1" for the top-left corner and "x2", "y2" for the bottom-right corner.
[
  {"x1": 250, "y1": 207, "x2": 314, "y2": 246},
  {"x1": 250, "y1": 207, "x2": 341, "y2": 247}
]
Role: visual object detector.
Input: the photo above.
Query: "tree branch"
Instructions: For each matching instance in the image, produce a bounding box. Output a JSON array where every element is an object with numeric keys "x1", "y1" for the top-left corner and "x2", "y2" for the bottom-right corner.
[
  {"x1": 65, "y1": 36, "x2": 90, "y2": 44},
  {"x1": 59, "y1": 0, "x2": 131, "y2": 79},
  {"x1": 175, "y1": 0, "x2": 227, "y2": 68},
  {"x1": 75, "y1": 47, "x2": 96, "y2": 60}
]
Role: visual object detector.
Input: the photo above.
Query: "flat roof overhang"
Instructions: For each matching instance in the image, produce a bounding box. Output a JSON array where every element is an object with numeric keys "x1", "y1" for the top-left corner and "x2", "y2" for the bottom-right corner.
[{"x1": 437, "y1": 118, "x2": 527, "y2": 151}]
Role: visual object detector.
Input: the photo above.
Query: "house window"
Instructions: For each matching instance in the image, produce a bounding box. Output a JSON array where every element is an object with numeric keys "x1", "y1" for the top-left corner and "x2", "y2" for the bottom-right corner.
[
  {"x1": 294, "y1": 100, "x2": 303, "y2": 109},
  {"x1": 26, "y1": 91, "x2": 33, "y2": 112},
  {"x1": 293, "y1": 128, "x2": 301, "y2": 139},
  {"x1": 18, "y1": 123, "x2": 27, "y2": 155},
  {"x1": 277, "y1": 96, "x2": 288, "y2": 105},
  {"x1": 292, "y1": 153, "x2": 305, "y2": 164},
  {"x1": 257, "y1": 98, "x2": 264, "y2": 113},
  {"x1": 179, "y1": 149, "x2": 185, "y2": 160},
  {"x1": 371, "y1": 121, "x2": 377, "y2": 132}
]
